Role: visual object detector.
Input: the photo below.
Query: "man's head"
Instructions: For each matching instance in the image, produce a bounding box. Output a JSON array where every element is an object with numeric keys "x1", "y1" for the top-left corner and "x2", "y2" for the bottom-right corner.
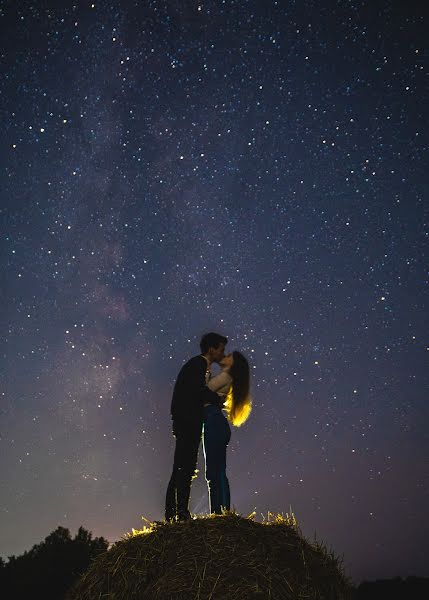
[{"x1": 200, "y1": 332, "x2": 228, "y2": 364}]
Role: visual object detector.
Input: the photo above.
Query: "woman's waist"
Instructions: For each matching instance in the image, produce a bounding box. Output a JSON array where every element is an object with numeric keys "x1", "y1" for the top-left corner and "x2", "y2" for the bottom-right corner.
[{"x1": 203, "y1": 403, "x2": 226, "y2": 416}]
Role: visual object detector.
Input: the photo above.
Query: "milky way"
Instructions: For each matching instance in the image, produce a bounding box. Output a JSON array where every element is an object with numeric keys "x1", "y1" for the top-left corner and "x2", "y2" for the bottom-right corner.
[{"x1": 1, "y1": 1, "x2": 428, "y2": 582}]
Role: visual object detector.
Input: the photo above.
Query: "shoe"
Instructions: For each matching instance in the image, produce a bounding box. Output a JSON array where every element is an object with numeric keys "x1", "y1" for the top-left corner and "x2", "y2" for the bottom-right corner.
[
  {"x1": 164, "y1": 514, "x2": 176, "y2": 522},
  {"x1": 177, "y1": 511, "x2": 192, "y2": 522}
]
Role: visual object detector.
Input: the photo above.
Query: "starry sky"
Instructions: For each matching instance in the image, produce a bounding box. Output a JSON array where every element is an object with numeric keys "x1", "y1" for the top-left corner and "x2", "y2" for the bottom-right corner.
[{"x1": 1, "y1": 0, "x2": 428, "y2": 584}]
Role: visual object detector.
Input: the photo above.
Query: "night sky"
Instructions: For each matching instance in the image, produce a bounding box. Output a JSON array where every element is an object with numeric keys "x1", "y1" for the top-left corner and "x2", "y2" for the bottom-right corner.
[{"x1": 1, "y1": 0, "x2": 428, "y2": 584}]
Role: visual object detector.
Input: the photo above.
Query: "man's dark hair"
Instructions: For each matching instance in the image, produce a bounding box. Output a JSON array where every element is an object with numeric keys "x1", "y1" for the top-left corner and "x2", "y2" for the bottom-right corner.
[{"x1": 200, "y1": 332, "x2": 228, "y2": 354}]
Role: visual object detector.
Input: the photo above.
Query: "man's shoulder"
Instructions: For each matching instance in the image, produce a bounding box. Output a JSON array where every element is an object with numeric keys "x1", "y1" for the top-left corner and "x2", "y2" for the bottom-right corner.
[
  {"x1": 174, "y1": 355, "x2": 206, "y2": 387},
  {"x1": 182, "y1": 355, "x2": 205, "y2": 370}
]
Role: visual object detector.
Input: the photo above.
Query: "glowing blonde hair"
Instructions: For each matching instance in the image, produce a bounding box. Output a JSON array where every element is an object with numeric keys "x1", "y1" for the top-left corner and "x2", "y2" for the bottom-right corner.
[
  {"x1": 224, "y1": 388, "x2": 252, "y2": 426},
  {"x1": 223, "y1": 351, "x2": 252, "y2": 426}
]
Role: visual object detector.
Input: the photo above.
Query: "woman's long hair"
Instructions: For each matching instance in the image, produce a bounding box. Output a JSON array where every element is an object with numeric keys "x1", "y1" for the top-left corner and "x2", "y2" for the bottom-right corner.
[{"x1": 225, "y1": 351, "x2": 252, "y2": 426}]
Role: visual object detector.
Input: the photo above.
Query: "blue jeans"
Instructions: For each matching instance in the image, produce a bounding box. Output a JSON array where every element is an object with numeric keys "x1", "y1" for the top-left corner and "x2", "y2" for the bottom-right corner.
[{"x1": 203, "y1": 404, "x2": 231, "y2": 514}]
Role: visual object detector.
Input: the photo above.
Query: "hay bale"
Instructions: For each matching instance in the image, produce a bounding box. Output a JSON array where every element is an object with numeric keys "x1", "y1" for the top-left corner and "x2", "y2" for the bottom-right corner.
[{"x1": 66, "y1": 513, "x2": 353, "y2": 599}]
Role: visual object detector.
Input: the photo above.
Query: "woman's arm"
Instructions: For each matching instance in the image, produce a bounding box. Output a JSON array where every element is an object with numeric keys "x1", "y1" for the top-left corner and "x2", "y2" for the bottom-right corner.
[{"x1": 207, "y1": 370, "x2": 233, "y2": 393}]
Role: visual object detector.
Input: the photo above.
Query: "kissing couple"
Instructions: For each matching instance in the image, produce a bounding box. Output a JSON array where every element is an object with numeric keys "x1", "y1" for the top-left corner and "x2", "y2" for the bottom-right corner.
[{"x1": 165, "y1": 332, "x2": 252, "y2": 521}]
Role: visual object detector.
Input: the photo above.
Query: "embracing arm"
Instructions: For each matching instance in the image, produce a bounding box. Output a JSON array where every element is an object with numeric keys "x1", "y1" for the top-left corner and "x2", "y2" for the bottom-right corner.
[{"x1": 207, "y1": 370, "x2": 233, "y2": 394}]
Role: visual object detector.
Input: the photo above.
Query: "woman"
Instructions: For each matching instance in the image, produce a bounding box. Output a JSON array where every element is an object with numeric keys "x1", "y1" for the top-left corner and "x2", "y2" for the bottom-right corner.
[{"x1": 203, "y1": 351, "x2": 252, "y2": 514}]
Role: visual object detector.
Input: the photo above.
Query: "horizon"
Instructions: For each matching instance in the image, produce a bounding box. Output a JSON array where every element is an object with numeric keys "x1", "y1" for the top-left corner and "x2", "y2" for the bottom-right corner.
[{"x1": 1, "y1": 513, "x2": 428, "y2": 586}]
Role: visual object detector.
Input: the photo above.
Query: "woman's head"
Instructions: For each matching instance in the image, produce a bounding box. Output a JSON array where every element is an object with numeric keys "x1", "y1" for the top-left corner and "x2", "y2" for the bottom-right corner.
[
  {"x1": 225, "y1": 351, "x2": 252, "y2": 427},
  {"x1": 219, "y1": 352, "x2": 234, "y2": 368}
]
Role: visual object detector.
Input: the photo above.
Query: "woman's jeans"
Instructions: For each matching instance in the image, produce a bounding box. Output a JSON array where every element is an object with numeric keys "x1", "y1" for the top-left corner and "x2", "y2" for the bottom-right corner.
[{"x1": 203, "y1": 404, "x2": 231, "y2": 514}]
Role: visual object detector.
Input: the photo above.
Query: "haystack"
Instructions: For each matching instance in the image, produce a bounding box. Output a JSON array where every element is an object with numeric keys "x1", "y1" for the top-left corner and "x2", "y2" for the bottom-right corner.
[{"x1": 66, "y1": 512, "x2": 353, "y2": 599}]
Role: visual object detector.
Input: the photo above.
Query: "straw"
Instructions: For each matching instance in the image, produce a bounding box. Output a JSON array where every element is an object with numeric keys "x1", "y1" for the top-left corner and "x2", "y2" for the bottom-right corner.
[{"x1": 66, "y1": 512, "x2": 353, "y2": 599}]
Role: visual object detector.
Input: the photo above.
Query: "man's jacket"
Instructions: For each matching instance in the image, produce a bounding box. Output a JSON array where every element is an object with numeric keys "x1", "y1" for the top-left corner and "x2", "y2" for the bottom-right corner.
[{"x1": 170, "y1": 355, "x2": 222, "y2": 425}]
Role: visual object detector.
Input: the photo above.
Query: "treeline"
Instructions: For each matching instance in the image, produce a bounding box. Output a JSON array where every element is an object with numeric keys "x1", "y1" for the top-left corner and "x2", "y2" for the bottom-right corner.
[
  {"x1": 0, "y1": 525, "x2": 108, "y2": 599},
  {"x1": 355, "y1": 576, "x2": 429, "y2": 599},
  {"x1": 0, "y1": 525, "x2": 428, "y2": 599}
]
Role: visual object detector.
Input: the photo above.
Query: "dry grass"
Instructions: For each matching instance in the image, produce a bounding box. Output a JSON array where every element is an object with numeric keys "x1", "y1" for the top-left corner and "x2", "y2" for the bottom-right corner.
[{"x1": 66, "y1": 512, "x2": 353, "y2": 599}]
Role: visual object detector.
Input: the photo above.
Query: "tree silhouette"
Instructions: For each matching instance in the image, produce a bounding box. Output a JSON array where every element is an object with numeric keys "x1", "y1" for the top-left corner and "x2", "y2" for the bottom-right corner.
[
  {"x1": 0, "y1": 525, "x2": 108, "y2": 600},
  {"x1": 356, "y1": 576, "x2": 429, "y2": 600}
]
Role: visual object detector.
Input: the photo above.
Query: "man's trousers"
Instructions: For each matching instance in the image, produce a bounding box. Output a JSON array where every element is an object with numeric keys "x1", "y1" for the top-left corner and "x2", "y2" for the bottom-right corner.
[{"x1": 165, "y1": 419, "x2": 202, "y2": 520}]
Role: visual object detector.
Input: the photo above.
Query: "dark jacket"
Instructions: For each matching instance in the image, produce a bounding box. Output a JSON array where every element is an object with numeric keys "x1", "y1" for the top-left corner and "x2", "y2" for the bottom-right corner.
[{"x1": 170, "y1": 355, "x2": 222, "y2": 425}]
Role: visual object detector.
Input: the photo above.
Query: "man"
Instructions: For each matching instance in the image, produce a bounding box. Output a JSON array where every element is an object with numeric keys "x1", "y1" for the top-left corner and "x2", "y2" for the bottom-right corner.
[{"x1": 165, "y1": 332, "x2": 227, "y2": 521}]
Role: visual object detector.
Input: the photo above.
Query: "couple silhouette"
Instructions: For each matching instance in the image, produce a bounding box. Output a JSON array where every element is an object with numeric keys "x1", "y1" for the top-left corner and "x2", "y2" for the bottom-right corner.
[{"x1": 165, "y1": 332, "x2": 252, "y2": 521}]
